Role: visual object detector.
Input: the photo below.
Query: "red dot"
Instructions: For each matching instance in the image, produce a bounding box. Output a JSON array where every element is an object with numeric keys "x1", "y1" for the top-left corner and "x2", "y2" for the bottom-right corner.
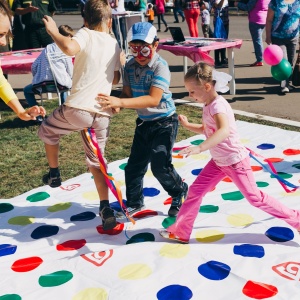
[
  {"x1": 283, "y1": 149, "x2": 300, "y2": 156},
  {"x1": 222, "y1": 177, "x2": 232, "y2": 182},
  {"x1": 164, "y1": 197, "x2": 172, "y2": 205},
  {"x1": 242, "y1": 280, "x2": 278, "y2": 299},
  {"x1": 264, "y1": 157, "x2": 283, "y2": 163},
  {"x1": 251, "y1": 166, "x2": 263, "y2": 172},
  {"x1": 56, "y1": 239, "x2": 86, "y2": 251},
  {"x1": 133, "y1": 209, "x2": 158, "y2": 219},
  {"x1": 11, "y1": 256, "x2": 43, "y2": 272},
  {"x1": 96, "y1": 222, "x2": 124, "y2": 235}
]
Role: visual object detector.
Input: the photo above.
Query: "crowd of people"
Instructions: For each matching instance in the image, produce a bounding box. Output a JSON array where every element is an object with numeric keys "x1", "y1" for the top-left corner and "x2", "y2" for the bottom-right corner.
[{"x1": 1, "y1": 0, "x2": 300, "y2": 234}]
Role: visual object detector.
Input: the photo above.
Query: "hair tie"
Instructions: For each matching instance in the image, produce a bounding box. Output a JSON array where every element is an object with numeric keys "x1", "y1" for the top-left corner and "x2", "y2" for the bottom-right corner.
[{"x1": 212, "y1": 70, "x2": 232, "y2": 93}]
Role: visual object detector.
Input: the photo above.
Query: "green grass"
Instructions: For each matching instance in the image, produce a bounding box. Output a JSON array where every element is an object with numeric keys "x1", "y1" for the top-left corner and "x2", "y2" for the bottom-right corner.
[{"x1": 0, "y1": 98, "x2": 299, "y2": 199}]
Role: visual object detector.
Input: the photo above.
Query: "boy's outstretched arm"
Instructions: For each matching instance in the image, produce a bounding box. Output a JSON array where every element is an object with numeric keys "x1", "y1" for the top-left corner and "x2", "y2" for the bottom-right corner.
[{"x1": 42, "y1": 15, "x2": 80, "y2": 56}]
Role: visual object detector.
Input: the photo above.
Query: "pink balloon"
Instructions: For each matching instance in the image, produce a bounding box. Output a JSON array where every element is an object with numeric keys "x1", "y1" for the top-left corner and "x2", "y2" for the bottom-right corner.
[{"x1": 263, "y1": 45, "x2": 284, "y2": 66}]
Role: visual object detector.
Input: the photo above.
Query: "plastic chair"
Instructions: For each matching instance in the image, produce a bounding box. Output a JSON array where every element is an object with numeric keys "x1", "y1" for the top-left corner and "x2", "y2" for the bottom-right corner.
[{"x1": 32, "y1": 51, "x2": 72, "y2": 106}]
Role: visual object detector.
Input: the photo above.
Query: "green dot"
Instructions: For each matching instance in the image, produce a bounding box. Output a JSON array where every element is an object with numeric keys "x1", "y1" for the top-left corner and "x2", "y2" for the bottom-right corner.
[
  {"x1": 256, "y1": 181, "x2": 269, "y2": 188},
  {"x1": 119, "y1": 163, "x2": 127, "y2": 170},
  {"x1": 0, "y1": 203, "x2": 14, "y2": 214},
  {"x1": 39, "y1": 270, "x2": 73, "y2": 287},
  {"x1": 270, "y1": 172, "x2": 292, "y2": 179},
  {"x1": 191, "y1": 139, "x2": 204, "y2": 145},
  {"x1": 8, "y1": 216, "x2": 34, "y2": 225},
  {"x1": 200, "y1": 205, "x2": 219, "y2": 213},
  {"x1": 48, "y1": 203, "x2": 72, "y2": 212},
  {"x1": 292, "y1": 163, "x2": 300, "y2": 170},
  {"x1": 221, "y1": 191, "x2": 244, "y2": 201},
  {"x1": 0, "y1": 294, "x2": 21, "y2": 300},
  {"x1": 26, "y1": 192, "x2": 50, "y2": 203},
  {"x1": 162, "y1": 217, "x2": 176, "y2": 228}
]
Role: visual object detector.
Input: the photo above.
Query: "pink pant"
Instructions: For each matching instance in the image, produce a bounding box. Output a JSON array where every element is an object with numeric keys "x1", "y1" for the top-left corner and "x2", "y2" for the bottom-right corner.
[
  {"x1": 184, "y1": 8, "x2": 200, "y2": 37},
  {"x1": 167, "y1": 156, "x2": 300, "y2": 240}
]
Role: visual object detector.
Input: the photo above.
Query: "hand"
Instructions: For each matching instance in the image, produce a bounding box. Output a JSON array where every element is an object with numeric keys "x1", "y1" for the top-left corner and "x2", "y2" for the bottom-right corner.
[
  {"x1": 42, "y1": 15, "x2": 59, "y2": 37},
  {"x1": 26, "y1": 3, "x2": 39, "y2": 12},
  {"x1": 265, "y1": 37, "x2": 271, "y2": 45},
  {"x1": 96, "y1": 93, "x2": 122, "y2": 109},
  {"x1": 178, "y1": 114, "x2": 189, "y2": 127},
  {"x1": 18, "y1": 106, "x2": 46, "y2": 121},
  {"x1": 179, "y1": 145, "x2": 202, "y2": 157}
]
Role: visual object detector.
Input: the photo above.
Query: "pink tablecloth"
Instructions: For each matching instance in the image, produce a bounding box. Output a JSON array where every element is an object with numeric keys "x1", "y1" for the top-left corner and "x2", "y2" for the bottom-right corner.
[
  {"x1": 0, "y1": 48, "x2": 42, "y2": 75},
  {"x1": 157, "y1": 39, "x2": 243, "y2": 65}
]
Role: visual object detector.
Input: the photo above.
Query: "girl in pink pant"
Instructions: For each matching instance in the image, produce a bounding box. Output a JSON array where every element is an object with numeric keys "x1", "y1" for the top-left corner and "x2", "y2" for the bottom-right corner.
[{"x1": 160, "y1": 62, "x2": 300, "y2": 244}]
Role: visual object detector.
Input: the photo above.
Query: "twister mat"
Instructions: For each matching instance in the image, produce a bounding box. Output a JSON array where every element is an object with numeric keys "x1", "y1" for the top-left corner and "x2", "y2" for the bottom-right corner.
[{"x1": 1, "y1": 121, "x2": 300, "y2": 300}]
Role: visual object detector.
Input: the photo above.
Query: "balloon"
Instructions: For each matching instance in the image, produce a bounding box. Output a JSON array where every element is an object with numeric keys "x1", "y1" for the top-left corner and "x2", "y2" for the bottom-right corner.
[
  {"x1": 271, "y1": 59, "x2": 292, "y2": 81},
  {"x1": 263, "y1": 45, "x2": 284, "y2": 66}
]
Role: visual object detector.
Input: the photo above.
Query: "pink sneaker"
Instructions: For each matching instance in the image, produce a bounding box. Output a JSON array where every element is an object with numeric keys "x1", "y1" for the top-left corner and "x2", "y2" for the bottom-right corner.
[{"x1": 159, "y1": 230, "x2": 189, "y2": 244}]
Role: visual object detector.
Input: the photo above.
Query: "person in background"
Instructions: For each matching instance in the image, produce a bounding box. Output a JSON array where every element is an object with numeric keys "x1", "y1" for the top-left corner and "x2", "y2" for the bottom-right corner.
[
  {"x1": 182, "y1": 0, "x2": 201, "y2": 37},
  {"x1": 12, "y1": 0, "x2": 57, "y2": 49},
  {"x1": 0, "y1": 0, "x2": 45, "y2": 120},
  {"x1": 156, "y1": 0, "x2": 169, "y2": 32},
  {"x1": 146, "y1": 2, "x2": 155, "y2": 24},
  {"x1": 173, "y1": 0, "x2": 185, "y2": 23},
  {"x1": 265, "y1": 0, "x2": 300, "y2": 94},
  {"x1": 134, "y1": 0, "x2": 147, "y2": 13},
  {"x1": 200, "y1": 1, "x2": 211, "y2": 37},
  {"x1": 235, "y1": 0, "x2": 270, "y2": 67},
  {"x1": 23, "y1": 25, "x2": 74, "y2": 125}
]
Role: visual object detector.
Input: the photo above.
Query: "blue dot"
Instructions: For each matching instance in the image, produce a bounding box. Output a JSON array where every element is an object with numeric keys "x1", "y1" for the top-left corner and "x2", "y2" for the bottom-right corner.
[
  {"x1": 198, "y1": 260, "x2": 231, "y2": 280},
  {"x1": 257, "y1": 143, "x2": 275, "y2": 150},
  {"x1": 265, "y1": 227, "x2": 294, "y2": 242},
  {"x1": 233, "y1": 244, "x2": 265, "y2": 258},
  {"x1": 31, "y1": 225, "x2": 59, "y2": 239},
  {"x1": 0, "y1": 244, "x2": 17, "y2": 257},
  {"x1": 191, "y1": 168, "x2": 202, "y2": 176},
  {"x1": 143, "y1": 187, "x2": 160, "y2": 197},
  {"x1": 157, "y1": 285, "x2": 193, "y2": 300},
  {"x1": 70, "y1": 211, "x2": 96, "y2": 221},
  {"x1": 110, "y1": 200, "x2": 127, "y2": 212}
]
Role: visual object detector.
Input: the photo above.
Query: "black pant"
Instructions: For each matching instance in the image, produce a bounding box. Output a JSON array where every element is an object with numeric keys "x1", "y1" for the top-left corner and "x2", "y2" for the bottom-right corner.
[{"x1": 25, "y1": 26, "x2": 53, "y2": 49}]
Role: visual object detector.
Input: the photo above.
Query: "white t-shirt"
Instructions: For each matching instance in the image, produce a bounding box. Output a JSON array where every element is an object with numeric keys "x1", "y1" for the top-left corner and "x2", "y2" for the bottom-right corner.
[
  {"x1": 65, "y1": 28, "x2": 121, "y2": 116},
  {"x1": 111, "y1": 0, "x2": 126, "y2": 14}
]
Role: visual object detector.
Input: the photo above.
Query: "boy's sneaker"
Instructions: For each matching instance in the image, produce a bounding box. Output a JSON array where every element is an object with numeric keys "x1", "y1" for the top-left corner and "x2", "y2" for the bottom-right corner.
[
  {"x1": 42, "y1": 172, "x2": 62, "y2": 188},
  {"x1": 168, "y1": 182, "x2": 188, "y2": 217},
  {"x1": 99, "y1": 206, "x2": 117, "y2": 230},
  {"x1": 160, "y1": 230, "x2": 189, "y2": 244},
  {"x1": 115, "y1": 205, "x2": 145, "y2": 219}
]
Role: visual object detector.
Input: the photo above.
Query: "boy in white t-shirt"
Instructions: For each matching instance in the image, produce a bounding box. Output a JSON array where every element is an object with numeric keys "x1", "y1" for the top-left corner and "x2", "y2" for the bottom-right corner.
[
  {"x1": 38, "y1": 0, "x2": 123, "y2": 230},
  {"x1": 200, "y1": 1, "x2": 211, "y2": 38}
]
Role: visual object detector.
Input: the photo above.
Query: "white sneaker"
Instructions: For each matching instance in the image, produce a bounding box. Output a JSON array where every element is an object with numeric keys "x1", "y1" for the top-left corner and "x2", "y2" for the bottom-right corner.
[{"x1": 281, "y1": 87, "x2": 289, "y2": 93}]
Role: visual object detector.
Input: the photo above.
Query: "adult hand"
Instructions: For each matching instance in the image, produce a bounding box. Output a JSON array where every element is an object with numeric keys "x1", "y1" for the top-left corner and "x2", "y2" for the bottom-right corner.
[
  {"x1": 26, "y1": 3, "x2": 39, "y2": 13},
  {"x1": 265, "y1": 36, "x2": 272, "y2": 45},
  {"x1": 42, "y1": 15, "x2": 59, "y2": 37}
]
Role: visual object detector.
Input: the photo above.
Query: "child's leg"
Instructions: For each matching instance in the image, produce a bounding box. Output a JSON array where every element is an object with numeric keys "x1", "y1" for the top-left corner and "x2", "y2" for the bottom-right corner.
[
  {"x1": 226, "y1": 156, "x2": 300, "y2": 229},
  {"x1": 23, "y1": 84, "x2": 37, "y2": 107},
  {"x1": 166, "y1": 159, "x2": 226, "y2": 240}
]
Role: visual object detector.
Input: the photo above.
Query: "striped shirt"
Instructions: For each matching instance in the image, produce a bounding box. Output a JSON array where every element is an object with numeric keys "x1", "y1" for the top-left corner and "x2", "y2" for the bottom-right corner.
[{"x1": 123, "y1": 53, "x2": 175, "y2": 121}]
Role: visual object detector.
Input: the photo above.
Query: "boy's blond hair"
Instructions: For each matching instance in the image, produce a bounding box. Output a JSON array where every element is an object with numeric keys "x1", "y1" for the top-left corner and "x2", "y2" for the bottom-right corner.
[{"x1": 84, "y1": 0, "x2": 112, "y2": 30}]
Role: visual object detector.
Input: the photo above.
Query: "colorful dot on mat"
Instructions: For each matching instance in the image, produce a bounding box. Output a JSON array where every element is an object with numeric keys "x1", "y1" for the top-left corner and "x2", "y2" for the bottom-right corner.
[
  {"x1": 96, "y1": 222, "x2": 124, "y2": 235},
  {"x1": 119, "y1": 163, "x2": 127, "y2": 170},
  {"x1": 157, "y1": 285, "x2": 193, "y2": 300},
  {"x1": 47, "y1": 202, "x2": 72, "y2": 212},
  {"x1": 292, "y1": 163, "x2": 300, "y2": 169},
  {"x1": 162, "y1": 217, "x2": 176, "y2": 228},
  {"x1": 192, "y1": 153, "x2": 210, "y2": 160},
  {"x1": 222, "y1": 177, "x2": 232, "y2": 182},
  {"x1": 198, "y1": 260, "x2": 231, "y2": 280},
  {"x1": 173, "y1": 161, "x2": 186, "y2": 168},
  {"x1": 242, "y1": 280, "x2": 278, "y2": 299},
  {"x1": 31, "y1": 225, "x2": 59, "y2": 239},
  {"x1": 221, "y1": 191, "x2": 244, "y2": 201},
  {"x1": 126, "y1": 232, "x2": 155, "y2": 244},
  {"x1": 195, "y1": 230, "x2": 225, "y2": 243},
  {"x1": 283, "y1": 148, "x2": 300, "y2": 156},
  {"x1": 118, "y1": 263, "x2": 152, "y2": 280},
  {"x1": 256, "y1": 181, "x2": 269, "y2": 188},
  {"x1": 257, "y1": 143, "x2": 275, "y2": 150},
  {"x1": 26, "y1": 192, "x2": 50, "y2": 202},
  {"x1": 191, "y1": 168, "x2": 202, "y2": 176},
  {"x1": 270, "y1": 172, "x2": 292, "y2": 179},
  {"x1": 265, "y1": 227, "x2": 294, "y2": 242},
  {"x1": 145, "y1": 169, "x2": 153, "y2": 177},
  {"x1": 191, "y1": 139, "x2": 204, "y2": 145},
  {"x1": 56, "y1": 239, "x2": 86, "y2": 251},
  {"x1": 200, "y1": 205, "x2": 219, "y2": 213},
  {"x1": 70, "y1": 211, "x2": 96, "y2": 222},
  {"x1": 172, "y1": 154, "x2": 183, "y2": 159},
  {"x1": 82, "y1": 191, "x2": 99, "y2": 200},
  {"x1": 110, "y1": 200, "x2": 127, "y2": 212},
  {"x1": 72, "y1": 288, "x2": 108, "y2": 300},
  {"x1": 251, "y1": 166, "x2": 263, "y2": 171},
  {"x1": 11, "y1": 256, "x2": 43, "y2": 272},
  {"x1": 8, "y1": 216, "x2": 34, "y2": 225},
  {"x1": 143, "y1": 187, "x2": 160, "y2": 197},
  {"x1": 133, "y1": 210, "x2": 158, "y2": 219},
  {"x1": 39, "y1": 270, "x2": 73, "y2": 287},
  {"x1": 240, "y1": 138, "x2": 250, "y2": 144},
  {"x1": 265, "y1": 157, "x2": 283, "y2": 163},
  {"x1": 0, "y1": 203, "x2": 14, "y2": 214},
  {"x1": 233, "y1": 244, "x2": 265, "y2": 258},
  {"x1": 159, "y1": 244, "x2": 190, "y2": 258},
  {"x1": 0, "y1": 294, "x2": 21, "y2": 300},
  {"x1": 227, "y1": 214, "x2": 254, "y2": 227},
  {"x1": 0, "y1": 244, "x2": 17, "y2": 257},
  {"x1": 164, "y1": 197, "x2": 172, "y2": 205}
]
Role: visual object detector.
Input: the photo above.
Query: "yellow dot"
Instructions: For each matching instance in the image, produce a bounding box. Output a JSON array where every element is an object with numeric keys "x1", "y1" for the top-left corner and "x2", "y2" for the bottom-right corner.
[
  {"x1": 159, "y1": 243, "x2": 190, "y2": 258},
  {"x1": 195, "y1": 229, "x2": 225, "y2": 243},
  {"x1": 240, "y1": 138, "x2": 250, "y2": 144},
  {"x1": 145, "y1": 170, "x2": 153, "y2": 177},
  {"x1": 192, "y1": 153, "x2": 209, "y2": 160},
  {"x1": 82, "y1": 191, "x2": 99, "y2": 201},
  {"x1": 47, "y1": 202, "x2": 72, "y2": 212},
  {"x1": 8, "y1": 216, "x2": 35, "y2": 225},
  {"x1": 173, "y1": 161, "x2": 186, "y2": 169},
  {"x1": 227, "y1": 214, "x2": 254, "y2": 227},
  {"x1": 72, "y1": 288, "x2": 108, "y2": 300},
  {"x1": 117, "y1": 179, "x2": 125, "y2": 187},
  {"x1": 119, "y1": 263, "x2": 152, "y2": 280},
  {"x1": 280, "y1": 190, "x2": 300, "y2": 197}
]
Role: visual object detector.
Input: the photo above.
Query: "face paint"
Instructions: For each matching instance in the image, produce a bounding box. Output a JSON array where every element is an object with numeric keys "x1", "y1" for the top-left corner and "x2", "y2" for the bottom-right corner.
[{"x1": 129, "y1": 45, "x2": 153, "y2": 59}]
